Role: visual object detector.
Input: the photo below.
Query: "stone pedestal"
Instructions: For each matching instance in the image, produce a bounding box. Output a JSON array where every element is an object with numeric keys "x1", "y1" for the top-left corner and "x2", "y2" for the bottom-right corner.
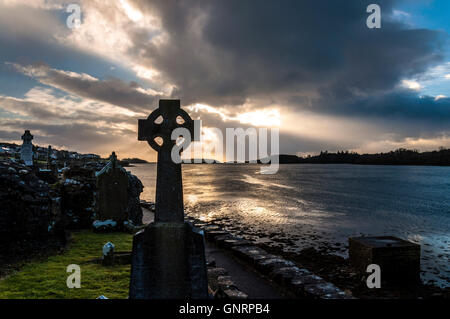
[
  {"x1": 129, "y1": 222, "x2": 208, "y2": 299},
  {"x1": 349, "y1": 236, "x2": 420, "y2": 285}
]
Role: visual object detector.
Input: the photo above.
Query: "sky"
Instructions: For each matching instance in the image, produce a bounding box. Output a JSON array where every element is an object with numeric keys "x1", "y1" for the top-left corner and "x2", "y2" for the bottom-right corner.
[{"x1": 0, "y1": 0, "x2": 449, "y2": 161}]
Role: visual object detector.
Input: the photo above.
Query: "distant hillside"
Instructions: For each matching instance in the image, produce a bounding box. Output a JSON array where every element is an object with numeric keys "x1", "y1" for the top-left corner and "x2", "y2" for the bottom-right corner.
[
  {"x1": 184, "y1": 158, "x2": 222, "y2": 164},
  {"x1": 121, "y1": 158, "x2": 149, "y2": 164},
  {"x1": 261, "y1": 148, "x2": 450, "y2": 166}
]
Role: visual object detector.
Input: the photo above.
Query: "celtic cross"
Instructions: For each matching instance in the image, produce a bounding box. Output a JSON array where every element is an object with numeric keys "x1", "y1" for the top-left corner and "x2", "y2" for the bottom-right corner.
[{"x1": 138, "y1": 99, "x2": 196, "y2": 223}]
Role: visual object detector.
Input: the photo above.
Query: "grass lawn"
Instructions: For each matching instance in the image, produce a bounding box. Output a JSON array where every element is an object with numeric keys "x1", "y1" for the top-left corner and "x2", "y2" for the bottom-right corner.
[{"x1": 0, "y1": 230, "x2": 134, "y2": 299}]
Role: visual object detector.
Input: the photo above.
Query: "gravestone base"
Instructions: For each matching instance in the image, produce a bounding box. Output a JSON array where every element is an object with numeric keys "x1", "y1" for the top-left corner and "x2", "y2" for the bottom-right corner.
[
  {"x1": 129, "y1": 222, "x2": 208, "y2": 299},
  {"x1": 349, "y1": 236, "x2": 421, "y2": 286}
]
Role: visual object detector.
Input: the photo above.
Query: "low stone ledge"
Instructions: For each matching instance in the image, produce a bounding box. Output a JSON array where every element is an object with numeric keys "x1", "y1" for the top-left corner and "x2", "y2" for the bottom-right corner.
[
  {"x1": 256, "y1": 257, "x2": 296, "y2": 273},
  {"x1": 217, "y1": 275, "x2": 238, "y2": 290},
  {"x1": 303, "y1": 281, "x2": 350, "y2": 299},
  {"x1": 213, "y1": 234, "x2": 236, "y2": 247},
  {"x1": 205, "y1": 230, "x2": 230, "y2": 241},
  {"x1": 202, "y1": 224, "x2": 221, "y2": 232},
  {"x1": 270, "y1": 266, "x2": 310, "y2": 286},
  {"x1": 223, "y1": 238, "x2": 253, "y2": 248},
  {"x1": 193, "y1": 222, "x2": 207, "y2": 228},
  {"x1": 189, "y1": 215, "x2": 354, "y2": 299},
  {"x1": 230, "y1": 245, "x2": 282, "y2": 267},
  {"x1": 221, "y1": 289, "x2": 248, "y2": 299},
  {"x1": 208, "y1": 267, "x2": 229, "y2": 291},
  {"x1": 207, "y1": 267, "x2": 248, "y2": 299}
]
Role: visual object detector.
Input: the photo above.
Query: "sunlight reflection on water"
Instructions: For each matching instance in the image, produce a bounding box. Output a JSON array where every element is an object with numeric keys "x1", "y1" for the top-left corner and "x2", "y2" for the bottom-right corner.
[{"x1": 128, "y1": 163, "x2": 450, "y2": 287}]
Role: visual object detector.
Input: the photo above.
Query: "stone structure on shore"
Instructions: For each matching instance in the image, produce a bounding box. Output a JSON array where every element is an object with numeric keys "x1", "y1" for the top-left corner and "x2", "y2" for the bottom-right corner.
[
  {"x1": 349, "y1": 236, "x2": 421, "y2": 286},
  {"x1": 129, "y1": 99, "x2": 208, "y2": 299},
  {"x1": 20, "y1": 130, "x2": 34, "y2": 166}
]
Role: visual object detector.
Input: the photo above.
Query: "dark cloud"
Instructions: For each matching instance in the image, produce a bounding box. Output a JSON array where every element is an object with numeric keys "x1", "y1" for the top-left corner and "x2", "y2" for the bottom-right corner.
[
  {"x1": 131, "y1": 0, "x2": 445, "y2": 106},
  {"x1": 0, "y1": 129, "x2": 22, "y2": 141},
  {"x1": 123, "y1": 0, "x2": 449, "y2": 153},
  {"x1": 0, "y1": 119, "x2": 135, "y2": 152},
  {"x1": 320, "y1": 91, "x2": 450, "y2": 121}
]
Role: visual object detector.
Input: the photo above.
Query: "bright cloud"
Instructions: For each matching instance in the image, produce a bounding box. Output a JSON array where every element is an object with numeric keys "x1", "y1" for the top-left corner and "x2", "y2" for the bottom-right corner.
[{"x1": 401, "y1": 80, "x2": 422, "y2": 91}]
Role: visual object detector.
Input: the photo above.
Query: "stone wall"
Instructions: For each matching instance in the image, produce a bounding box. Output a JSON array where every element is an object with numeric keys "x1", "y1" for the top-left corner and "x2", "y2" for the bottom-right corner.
[
  {"x1": 0, "y1": 160, "x2": 63, "y2": 259},
  {"x1": 0, "y1": 157, "x2": 145, "y2": 265},
  {"x1": 59, "y1": 166, "x2": 97, "y2": 230}
]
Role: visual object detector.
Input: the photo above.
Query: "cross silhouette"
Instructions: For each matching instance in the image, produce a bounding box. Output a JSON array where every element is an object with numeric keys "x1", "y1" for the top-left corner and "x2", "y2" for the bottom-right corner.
[
  {"x1": 138, "y1": 100, "x2": 197, "y2": 222},
  {"x1": 110, "y1": 151, "x2": 118, "y2": 169}
]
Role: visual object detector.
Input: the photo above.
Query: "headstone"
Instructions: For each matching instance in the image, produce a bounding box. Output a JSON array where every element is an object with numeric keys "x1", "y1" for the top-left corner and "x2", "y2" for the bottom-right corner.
[
  {"x1": 129, "y1": 100, "x2": 208, "y2": 299},
  {"x1": 47, "y1": 145, "x2": 52, "y2": 169},
  {"x1": 349, "y1": 236, "x2": 421, "y2": 286},
  {"x1": 102, "y1": 242, "x2": 115, "y2": 266},
  {"x1": 20, "y1": 130, "x2": 34, "y2": 166},
  {"x1": 95, "y1": 152, "x2": 129, "y2": 223}
]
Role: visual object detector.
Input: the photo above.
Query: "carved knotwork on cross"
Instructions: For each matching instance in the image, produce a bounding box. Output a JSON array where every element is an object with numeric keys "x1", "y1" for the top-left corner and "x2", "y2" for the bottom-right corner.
[{"x1": 138, "y1": 99, "x2": 197, "y2": 223}]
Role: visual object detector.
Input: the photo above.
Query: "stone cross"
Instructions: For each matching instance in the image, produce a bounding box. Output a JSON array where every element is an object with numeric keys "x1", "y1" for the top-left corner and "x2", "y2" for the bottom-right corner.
[
  {"x1": 130, "y1": 99, "x2": 207, "y2": 299},
  {"x1": 20, "y1": 130, "x2": 34, "y2": 166},
  {"x1": 110, "y1": 151, "x2": 118, "y2": 169},
  {"x1": 138, "y1": 99, "x2": 196, "y2": 223}
]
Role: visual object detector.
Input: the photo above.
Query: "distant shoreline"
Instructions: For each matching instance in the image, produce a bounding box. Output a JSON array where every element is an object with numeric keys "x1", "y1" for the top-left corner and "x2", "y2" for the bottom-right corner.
[{"x1": 134, "y1": 161, "x2": 450, "y2": 167}]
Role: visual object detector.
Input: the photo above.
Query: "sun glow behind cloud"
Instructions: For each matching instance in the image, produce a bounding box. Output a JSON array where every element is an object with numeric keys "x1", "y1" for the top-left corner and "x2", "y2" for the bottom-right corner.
[
  {"x1": 236, "y1": 109, "x2": 281, "y2": 127},
  {"x1": 188, "y1": 103, "x2": 281, "y2": 127},
  {"x1": 119, "y1": 0, "x2": 142, "y2": 22}
]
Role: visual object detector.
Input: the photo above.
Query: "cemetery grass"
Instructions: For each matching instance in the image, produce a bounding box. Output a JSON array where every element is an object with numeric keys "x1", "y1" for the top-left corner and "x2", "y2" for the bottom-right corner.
[{"x1": 0, "y1": 231, "x2": 133, "y2": 299}]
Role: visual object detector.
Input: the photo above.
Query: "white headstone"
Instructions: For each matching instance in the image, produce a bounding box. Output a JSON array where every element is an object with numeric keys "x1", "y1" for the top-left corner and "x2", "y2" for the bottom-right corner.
[{"x1": 20, "y1": 130, "x2": 34, "y2": 166}]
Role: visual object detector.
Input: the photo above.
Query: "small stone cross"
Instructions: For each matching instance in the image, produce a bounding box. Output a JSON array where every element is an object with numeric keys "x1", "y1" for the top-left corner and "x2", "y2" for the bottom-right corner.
[
  {"x1": 110, "y1": 151, "x2": 118, "y2": 169},
  {"x1": 21, "y1": 130, "x2": 33, "y2": 143},
  {"x1": 138, "y1": 100, "x2": 197, "y2": 222}
]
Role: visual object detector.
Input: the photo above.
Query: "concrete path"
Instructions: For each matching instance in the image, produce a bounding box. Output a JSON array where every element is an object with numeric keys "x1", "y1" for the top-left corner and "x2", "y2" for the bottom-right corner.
[
  {"x1": 142, "y1": 207, "x2": 291, "y2": 298},
  {"x1": 205, "y1": 242, "x2": 292, "y2": 299}
]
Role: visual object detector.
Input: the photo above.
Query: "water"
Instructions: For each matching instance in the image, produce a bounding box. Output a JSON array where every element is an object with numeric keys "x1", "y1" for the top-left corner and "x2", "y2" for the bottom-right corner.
[{"x1": 128, "y1": 163, "x2": 450, "y2": 287}]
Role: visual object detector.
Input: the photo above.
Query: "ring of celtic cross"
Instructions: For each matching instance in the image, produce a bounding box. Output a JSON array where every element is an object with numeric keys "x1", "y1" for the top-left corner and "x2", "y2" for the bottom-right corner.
[{"x1": 144, "y1": 107, "x2": 194, "y2": 152}]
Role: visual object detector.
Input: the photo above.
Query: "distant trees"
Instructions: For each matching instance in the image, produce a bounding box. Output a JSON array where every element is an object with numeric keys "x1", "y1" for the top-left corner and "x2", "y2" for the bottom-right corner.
[{"x1": 286, "y1": 148, "x2": 450, "y2": 166}]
